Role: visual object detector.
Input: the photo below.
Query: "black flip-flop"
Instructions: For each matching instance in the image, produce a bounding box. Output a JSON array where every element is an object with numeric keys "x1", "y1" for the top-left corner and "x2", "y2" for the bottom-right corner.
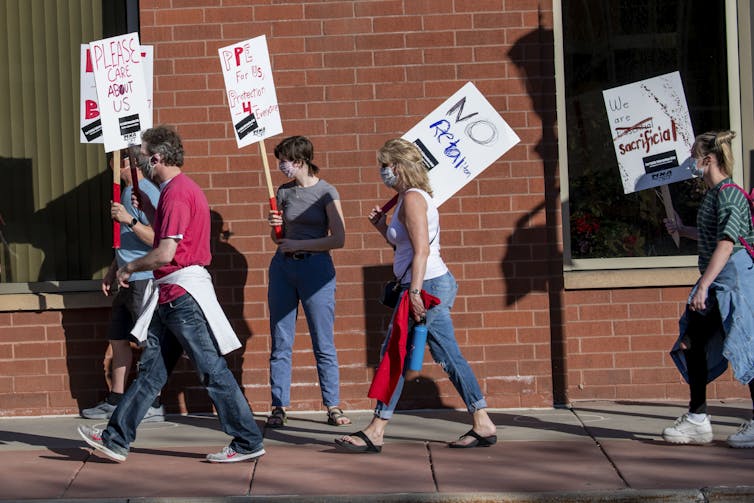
[
  {"x1": 334, "y1": 431, "x2": 382, "y2": 453},
  {"x1": 448, "y1": 429, "x2": 497, "y2": 448}
]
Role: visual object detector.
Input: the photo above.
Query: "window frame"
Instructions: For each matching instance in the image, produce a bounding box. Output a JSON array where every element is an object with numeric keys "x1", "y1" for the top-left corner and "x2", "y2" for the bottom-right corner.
[
  {"x1": 0, "y1": 0, "x2": 137, "y2": 310},
  {"x1": 554, "y1": 0, "x2": 744, "y2": 288}
]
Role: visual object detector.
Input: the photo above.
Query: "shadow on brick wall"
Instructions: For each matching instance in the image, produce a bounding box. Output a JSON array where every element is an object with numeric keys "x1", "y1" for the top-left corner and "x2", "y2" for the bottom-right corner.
[
  {"x1": 505, "y1": 23, "x2": 567, "y2": 405},
  {"x1": 158, "y1": 210, "x2": 253, "y2": 414}
]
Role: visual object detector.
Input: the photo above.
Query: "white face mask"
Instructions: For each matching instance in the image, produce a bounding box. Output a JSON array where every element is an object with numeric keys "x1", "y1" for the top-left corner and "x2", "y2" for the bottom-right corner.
[
  {"x1": 278, "y1": 160, "x2": 299, "y2": 178},
  {"x1": 380, "y1": 165, "x2": 398, "y2": 188}
]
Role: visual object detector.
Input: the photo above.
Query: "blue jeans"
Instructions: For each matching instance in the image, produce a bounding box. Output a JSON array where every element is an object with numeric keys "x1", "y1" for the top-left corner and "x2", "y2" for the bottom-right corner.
[
  {"x1": 102, "y1": 293, "x2": 264, "y2": 456},
  {"x1": 268, "y1": 251, "x2": 340, "y2": 407},
  {"x1": 374, "y1": 271, "x2": 487, "y2": 419}
]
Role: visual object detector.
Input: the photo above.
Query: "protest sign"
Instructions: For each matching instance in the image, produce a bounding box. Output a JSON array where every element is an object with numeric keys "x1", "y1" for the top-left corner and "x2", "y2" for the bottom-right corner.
[
  {"x1": 218, "y1": 34, "x2": 283, "y2": 237},
  {"x1": 603, "y1": 71, "x2": 695, "y2": 194},
  {"x1": 218, "y1": 35, "x2": 282, "y2": 148},
  {"x1": 80, "y1": 44, "x2": 154, "y2": 144},
  {"x1": 88, "y1": 33, "x2": 150, "y2": 152},
  {"x1": 400, "y1": 81, "x2": 520, "y2": 207}
]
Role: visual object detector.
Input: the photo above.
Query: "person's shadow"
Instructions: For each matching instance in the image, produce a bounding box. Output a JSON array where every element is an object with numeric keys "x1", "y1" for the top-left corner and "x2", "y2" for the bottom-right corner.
[
  {"x1": 503, "y1": 22, "x2": 567, "y2": 405},
  {"x1": 155, "y1": 210, "x2": 253, "y2": 414}
]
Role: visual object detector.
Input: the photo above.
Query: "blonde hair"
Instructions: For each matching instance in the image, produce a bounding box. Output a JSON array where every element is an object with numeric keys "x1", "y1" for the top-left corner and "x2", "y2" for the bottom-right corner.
[
  {"x1": 377, "y1": 138, "x2": 432, "y2": 195},
  {"x1": 692, "y1": 130, "x2": 736, "y2": 178}
]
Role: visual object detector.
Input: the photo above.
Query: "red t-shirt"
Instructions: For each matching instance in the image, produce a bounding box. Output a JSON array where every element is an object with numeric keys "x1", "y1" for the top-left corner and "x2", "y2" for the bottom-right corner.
[{"x1": 153, "y1": 173, "x2": 211, "y2": 304}]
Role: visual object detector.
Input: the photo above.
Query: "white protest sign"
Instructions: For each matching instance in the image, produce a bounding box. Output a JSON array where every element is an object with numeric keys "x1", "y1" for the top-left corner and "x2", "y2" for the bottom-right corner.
[
  {"x1": 403, "y1": 82, "x2": 520, "y2": 207},
  {"x1": 218, "y1": 35, "x2": 282, "y2": 148},
  {"x1": 80, "y1": 44, "x2": 154, "y2": 144},
  {"x1": 88, "y1": 33, "x2": 150, "y2": 152},
  {"x1": 603, "y1": 71, "x2": 695, "y2": 194}
]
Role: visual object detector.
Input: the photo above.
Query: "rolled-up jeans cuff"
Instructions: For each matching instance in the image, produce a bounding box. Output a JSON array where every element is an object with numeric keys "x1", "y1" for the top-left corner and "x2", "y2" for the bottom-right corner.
[
  {"x1": 468, "y1": 399, "x2": 487, "y2": 414},
  {"x1": 373, "y1": 407, "x2": 393, "y2": 420}
]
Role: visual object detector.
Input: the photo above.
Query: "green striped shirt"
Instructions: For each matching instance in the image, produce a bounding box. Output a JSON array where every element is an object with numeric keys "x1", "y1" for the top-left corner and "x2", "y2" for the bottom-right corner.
[{"x1": 696, "y1": 179, "x2": 754, "y2": 273}]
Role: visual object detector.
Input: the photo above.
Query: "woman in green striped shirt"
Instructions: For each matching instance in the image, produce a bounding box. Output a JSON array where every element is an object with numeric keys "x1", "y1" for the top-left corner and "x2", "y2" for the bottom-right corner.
[{"x1": 662, "y1": 130, "x2": 754, "y2": 448}]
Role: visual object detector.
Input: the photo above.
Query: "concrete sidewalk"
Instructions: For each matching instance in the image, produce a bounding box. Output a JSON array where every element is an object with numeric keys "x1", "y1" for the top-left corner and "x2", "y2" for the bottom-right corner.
[{"x1": 1, "y1": 400, "x2": 753, "y2": 502}]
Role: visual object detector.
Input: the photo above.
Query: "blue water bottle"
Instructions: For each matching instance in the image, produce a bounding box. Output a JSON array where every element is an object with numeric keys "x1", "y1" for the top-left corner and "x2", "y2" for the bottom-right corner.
[{"x1": 407, "y1": 320, "x2": 428, "y2": 371}]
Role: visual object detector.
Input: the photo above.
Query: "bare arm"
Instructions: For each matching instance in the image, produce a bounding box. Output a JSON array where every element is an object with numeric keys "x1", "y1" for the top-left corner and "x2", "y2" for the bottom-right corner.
[
  {"x1": 402, "y1": 191, "x2": 430, "y2": 321},
  {"x1": 664, "y1": 211, "x2": 699, "y2": 241},
  {"x1": 368, "y1": 205, "x2": 389, "y2": 240},
  {"x1": 274, "y1": 200, "x2": 347, "y2": 253},
  {"x1": 116, "y1": 237, "x2": 178, "y2": 288},
  {"x1": 689, "y1": 238, "x2": 734, "y2": 312},
  {"x1": 111, "y1": 201, "x2": 155, "y2": 246},
  {"x1": 101, "y1": 259, "x2": 117, "y2": 296}
]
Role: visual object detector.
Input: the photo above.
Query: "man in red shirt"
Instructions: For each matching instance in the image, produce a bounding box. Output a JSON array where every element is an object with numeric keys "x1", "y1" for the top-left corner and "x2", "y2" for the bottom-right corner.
[{"x1": 77, "y1": 126, "x2": 264, "y2": 463}]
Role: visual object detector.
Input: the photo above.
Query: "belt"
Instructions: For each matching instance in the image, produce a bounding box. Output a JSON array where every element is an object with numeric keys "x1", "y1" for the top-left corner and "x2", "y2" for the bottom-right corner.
[{"x1": 283, "y1": 251, "x2": 318, "y2": 260}]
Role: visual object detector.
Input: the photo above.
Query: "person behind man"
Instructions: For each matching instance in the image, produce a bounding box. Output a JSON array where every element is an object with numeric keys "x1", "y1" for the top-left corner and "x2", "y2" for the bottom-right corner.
[
  {"x1": 81, "y1": 149, "x2": 163, "y2": 422},
  {"x1": 77, "y1": 125, "x2": 265, "y2": 463}
]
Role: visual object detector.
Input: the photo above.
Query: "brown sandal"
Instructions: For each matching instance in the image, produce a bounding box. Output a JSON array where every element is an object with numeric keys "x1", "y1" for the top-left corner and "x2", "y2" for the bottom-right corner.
[
  {"x1": 266, "y1": 407, "x2": 287, "y2": 428},
  {"x1": 327, "y1": 407, "x2": 351, "y2": 426}
]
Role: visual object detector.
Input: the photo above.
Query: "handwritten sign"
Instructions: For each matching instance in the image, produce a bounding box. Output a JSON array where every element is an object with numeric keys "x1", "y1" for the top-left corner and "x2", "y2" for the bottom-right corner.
[
  {"x1": 88, "y1": 33, "x2": 150, "y2": 152},
  {"x1": 603, "y1": 71, "x2": 695, "y2": 194},
  {"x1": 80, "y1": 43, "x2": 153, "y2": 144},
  {"x1": 218, "y1": 35, "x2": 282, "y2": 148},
  {"x1": 403, "y1": 82, "x2": 520, "y2": 207}
]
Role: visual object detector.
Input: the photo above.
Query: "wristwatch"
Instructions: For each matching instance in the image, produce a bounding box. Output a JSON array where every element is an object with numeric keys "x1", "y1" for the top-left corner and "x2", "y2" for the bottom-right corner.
[
  {"x1": 127, "y1": 217, "x2": 138, "y2": 228},
  {"x1": 409, "y1": 288, "x2": 421, "y2": 295}
]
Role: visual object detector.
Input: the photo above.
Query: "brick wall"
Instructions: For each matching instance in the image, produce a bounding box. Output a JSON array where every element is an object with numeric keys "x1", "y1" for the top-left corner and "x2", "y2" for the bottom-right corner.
[{"x1": 2, "y1": 0, "x2": 749, "y2": 417}]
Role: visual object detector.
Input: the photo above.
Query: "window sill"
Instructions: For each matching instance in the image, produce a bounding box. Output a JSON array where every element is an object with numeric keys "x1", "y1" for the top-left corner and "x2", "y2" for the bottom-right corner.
[
  {"x1": 564, "y1": 267, "x2": 699, "y2": 289},
  {"x1": 0, "y1": 292, "x2": 111, "y2": 312}
]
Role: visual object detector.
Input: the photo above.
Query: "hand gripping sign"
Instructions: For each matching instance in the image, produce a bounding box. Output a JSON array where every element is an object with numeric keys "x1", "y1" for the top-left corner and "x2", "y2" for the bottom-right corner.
[
  {"x1": 218, "y1": 35, "x2": 284, "y2": 238},
  {"x1": 83, "y1": 34, "x2": 151, "y2": 248},
  {"x1": 378, "y1": 82, "x2": 520, "y2": 214},
  {"x1": 603, "y1": 71, "x2": 696, "y2": 246}
]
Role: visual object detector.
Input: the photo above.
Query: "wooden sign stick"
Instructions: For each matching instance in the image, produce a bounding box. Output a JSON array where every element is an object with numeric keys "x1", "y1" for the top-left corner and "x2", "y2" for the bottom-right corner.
[
  {"x1": 661, "y1": 184, "x2": 680, "y2": 247},
  {"x1": 259, "y1": 139, "x2": 283, "y2": 239}
]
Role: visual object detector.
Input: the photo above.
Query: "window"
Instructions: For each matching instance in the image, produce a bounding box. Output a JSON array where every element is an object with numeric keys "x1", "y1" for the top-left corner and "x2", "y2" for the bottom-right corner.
[
  {"x1": 558, "y1": 0, "x2": 739, "y2": 270},
  {"x1": 0, "y1": 0, "x2": 133, "y2": 293}
]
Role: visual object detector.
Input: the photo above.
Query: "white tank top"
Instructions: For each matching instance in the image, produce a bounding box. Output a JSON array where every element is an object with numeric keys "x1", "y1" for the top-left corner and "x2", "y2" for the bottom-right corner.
[{"x1": 386, "y1": 188, "x2": 448, "y2": 282}]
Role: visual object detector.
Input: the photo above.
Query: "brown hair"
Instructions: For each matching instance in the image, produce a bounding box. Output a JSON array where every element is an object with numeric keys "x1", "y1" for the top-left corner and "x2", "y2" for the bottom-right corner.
[
  {"x1": 274, "y1": 135, "x2": 319, "y2": 175},
  {"x1": 141, "y1": 125, "x2": 184, "y2": 167}
]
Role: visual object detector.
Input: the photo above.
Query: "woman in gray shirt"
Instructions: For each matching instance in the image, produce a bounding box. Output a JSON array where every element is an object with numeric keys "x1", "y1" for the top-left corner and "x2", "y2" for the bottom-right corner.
[{"x1": 265, "y1": 135, "x2": 350, "y2": 428}]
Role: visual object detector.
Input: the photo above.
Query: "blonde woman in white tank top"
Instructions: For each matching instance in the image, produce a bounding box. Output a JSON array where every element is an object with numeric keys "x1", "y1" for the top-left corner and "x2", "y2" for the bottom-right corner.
[{"x1": 335, "y1": 139, "x2": 497, "y2": 453}]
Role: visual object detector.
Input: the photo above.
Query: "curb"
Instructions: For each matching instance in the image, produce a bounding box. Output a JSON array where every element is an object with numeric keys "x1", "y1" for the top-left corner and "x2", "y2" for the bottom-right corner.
[{"x1": 14, "y1": 487, "x2": 754, "y2": 503}]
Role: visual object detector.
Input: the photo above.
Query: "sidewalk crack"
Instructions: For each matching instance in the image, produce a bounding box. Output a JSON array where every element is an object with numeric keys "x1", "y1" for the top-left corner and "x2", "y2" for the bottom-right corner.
[
  {"x1": 426, "y1": 441, "x2": 439, "y2": 492},
  {"x1": 570, "y1": 408, "x2": 631, "y2": 489},
  {"x1": 247, "y1": 456, "x2": 261, "y2": 495},
  {"x1": 63, "y1": 451, "x2": 91, "y2": 498}
]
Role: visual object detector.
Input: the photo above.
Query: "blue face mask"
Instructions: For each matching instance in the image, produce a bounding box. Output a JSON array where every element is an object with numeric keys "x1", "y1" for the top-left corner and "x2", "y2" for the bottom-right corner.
[
  {"x1": 380, "y1": 165, "x2": 398, "y2": 188},
  {"x1": 278, "y1": 160, "x2": 299, "y2": 178},
  {"x1": 690, "y1": 158, "x2": 705, "y2": 178}
]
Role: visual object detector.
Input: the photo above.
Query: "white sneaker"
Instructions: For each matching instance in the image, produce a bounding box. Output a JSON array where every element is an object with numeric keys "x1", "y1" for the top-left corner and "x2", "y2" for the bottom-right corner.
[
  {"x1": 77, "y1": 424, "x2": 127, "y2": 462},
  {"x1": 206, "y1": 445, "x2": 265, "y2": 463},
  {"x1": 662, "y1": 413, "x2": 713, "y2": 444},
  {"x1": 142, "y1": 405, "x2": 165, "y2": 423},
  {"x1": 727, "y1": 419, "x2": 754, "y2": 448}
]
